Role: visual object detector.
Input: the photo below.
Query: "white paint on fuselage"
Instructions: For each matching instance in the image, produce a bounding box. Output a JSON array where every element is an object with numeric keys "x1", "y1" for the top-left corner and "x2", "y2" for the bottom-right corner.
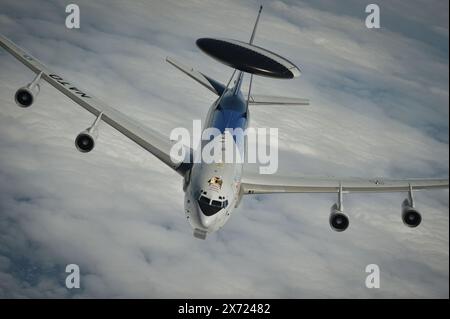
[
  {"x1": 184, "y1": 90, "x2": 247, "y2": 237},
  {"x1": 184, "y1": 158, "x2": 242, "y2": 233}
]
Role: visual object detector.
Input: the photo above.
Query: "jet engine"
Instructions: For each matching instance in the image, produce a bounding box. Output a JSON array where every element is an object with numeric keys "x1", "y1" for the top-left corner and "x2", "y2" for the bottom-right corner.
[
  {"x1": 329, "y1": 203, "x2": 349, "y2": 232},
  {"x1": 401, "y1": 185, "x2": 422, "y2": 228},
  {"x1": 329, "y1": 184, "x2": 349, "y2": 232},
  {"x1": 75, "y1": 112, "x2": 103, "y2": 153},
  {"x1": 401, "y1": 198, "x2": 422, "y2": 228},
  {"x1": 15, "y1": 72, "x2": 42, "y2": 108},
  {"x1": 75, "y1": 130, "x2": 97, "y2": 153}
]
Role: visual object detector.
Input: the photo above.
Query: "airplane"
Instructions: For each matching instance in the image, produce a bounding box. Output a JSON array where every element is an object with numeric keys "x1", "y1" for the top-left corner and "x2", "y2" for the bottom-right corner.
[{"x1": 0, "y1": 6, "x2": 448, "y2": 240}]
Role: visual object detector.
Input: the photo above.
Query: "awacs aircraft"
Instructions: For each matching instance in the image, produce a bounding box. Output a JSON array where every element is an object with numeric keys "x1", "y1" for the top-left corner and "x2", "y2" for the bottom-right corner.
[{"x1": 0, "y1": 6, "x2": 448, "y2": 239}]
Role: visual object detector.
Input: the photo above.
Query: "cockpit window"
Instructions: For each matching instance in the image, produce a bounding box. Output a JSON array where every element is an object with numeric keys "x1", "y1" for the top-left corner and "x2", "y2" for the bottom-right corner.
[
  {"x1": 211, "y1": 200, "x2": 222, "y2": 207},
  {"x1": 198, "y1": 198, "x2": 221, "y2": 216},
  {"x1": 199, "y1": 196, "x2": 210, "y2": 204},
  {"x1": 197, "y1": 195, "x2": 229, "y2": 216}
]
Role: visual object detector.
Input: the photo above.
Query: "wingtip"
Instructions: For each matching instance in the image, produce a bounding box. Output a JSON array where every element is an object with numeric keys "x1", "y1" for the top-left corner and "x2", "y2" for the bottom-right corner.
[{"x1": 166, "y1": 56, "x2": 177, "y2": 66}]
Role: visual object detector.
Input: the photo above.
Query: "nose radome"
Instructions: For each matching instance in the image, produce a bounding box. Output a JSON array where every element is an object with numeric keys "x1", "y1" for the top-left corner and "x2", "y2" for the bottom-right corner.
[{"x1": 199, "y1": 213, "x2": 215, "y2": 228}]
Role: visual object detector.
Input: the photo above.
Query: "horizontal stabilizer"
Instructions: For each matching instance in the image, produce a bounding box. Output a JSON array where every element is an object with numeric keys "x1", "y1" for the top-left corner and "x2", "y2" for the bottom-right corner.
[
  {"x1": 248, "y1": 94, "x2": 310, "y2": 106},
  {"x1": 166, "y1": 57, "x2": 225, "y2": 96}
]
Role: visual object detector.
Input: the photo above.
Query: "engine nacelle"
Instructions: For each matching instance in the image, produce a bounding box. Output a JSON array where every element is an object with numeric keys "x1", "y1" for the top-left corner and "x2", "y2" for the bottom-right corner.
[
  {"x1": 401, "y1": 199, "x2": 422, "y2": 228},
  {"x1": 14, "y1": 72, "x2": 42, "y2": 108},
  {"x1": 329, "y1": 203, "x2": 349, "y2": 232},
  {"x1": 75, "y1": 112, "x2": 103, "y2": 153},
  {"x1": 75, "y1": 129, "x2": 97, "y2": 153},
  {"x1": 15, "y1": 85, "x2": 40, "y2": 108}
]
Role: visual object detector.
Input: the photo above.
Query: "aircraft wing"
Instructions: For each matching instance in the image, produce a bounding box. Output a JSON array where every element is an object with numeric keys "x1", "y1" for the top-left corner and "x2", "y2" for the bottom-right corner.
[
  {"x1": 0, "y1": 34, "x2": 191, "y2": 175},
  {"x1": 241, "y1": 173, "x2": 449, "y2": 194},
  {"x1": 248, "y1": 94, "x2": 310, "y2": 106}
]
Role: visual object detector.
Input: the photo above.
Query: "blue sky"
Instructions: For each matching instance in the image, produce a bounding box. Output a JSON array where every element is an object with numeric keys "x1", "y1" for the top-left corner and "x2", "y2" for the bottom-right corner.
[{"x1": 0, "y1": 0, "x2": 448, "y2": 298}]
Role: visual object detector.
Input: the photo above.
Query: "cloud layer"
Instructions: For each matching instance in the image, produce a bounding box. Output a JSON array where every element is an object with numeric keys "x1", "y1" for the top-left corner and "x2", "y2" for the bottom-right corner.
[{"x1": 0, "y1": 0, "x2": 448, "y2": 298}]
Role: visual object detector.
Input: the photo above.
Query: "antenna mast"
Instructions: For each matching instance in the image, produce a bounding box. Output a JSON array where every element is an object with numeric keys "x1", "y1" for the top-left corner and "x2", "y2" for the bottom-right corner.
[{"x1": 249, "y1": 5, "x2": 263, "y2": 44}]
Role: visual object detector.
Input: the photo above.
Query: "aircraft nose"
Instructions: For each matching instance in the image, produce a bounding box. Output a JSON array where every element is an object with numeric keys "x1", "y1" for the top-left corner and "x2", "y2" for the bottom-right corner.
[{"x1": 199, "y1": 213, "x2": 215, "y2": 228}]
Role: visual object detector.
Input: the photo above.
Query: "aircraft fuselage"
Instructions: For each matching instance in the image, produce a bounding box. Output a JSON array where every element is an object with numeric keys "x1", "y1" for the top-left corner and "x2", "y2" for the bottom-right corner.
[{"x1": 184, "y1": 84, "x2": 248, "y2": 239}]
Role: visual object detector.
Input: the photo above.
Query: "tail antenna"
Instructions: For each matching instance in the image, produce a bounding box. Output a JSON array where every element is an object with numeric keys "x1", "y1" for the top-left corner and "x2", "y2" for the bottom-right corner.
[{"x1": 249, "y1": 5, "x2": 263, "y2": 45}]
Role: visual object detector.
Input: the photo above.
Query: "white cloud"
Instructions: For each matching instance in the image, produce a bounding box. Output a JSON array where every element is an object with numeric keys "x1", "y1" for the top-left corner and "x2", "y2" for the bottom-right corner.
[{"x1": 0, "y1": 0, "x2": 448, "y2": 298}]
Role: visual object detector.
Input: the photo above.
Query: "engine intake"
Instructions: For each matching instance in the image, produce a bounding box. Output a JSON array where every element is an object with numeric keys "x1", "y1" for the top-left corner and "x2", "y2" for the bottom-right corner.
[
  {"x1": 75, "y1": 112, "x2": 103, "y2": 153},
  {"x1": 14, "y1": 72, "x2": 42, "y2": 108},
  {"x1": 402, "y1": 199, "x2": 422, "y2": 228},
  {"x1": 15, "y1": 87, "x2": 37, "y2": 107},
  {"x1": 329, "y1": 203, "x2": 349, "y2": 232},
  {"x1": 75, "y1": 131, "x2": 96, "y2": 153}
]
